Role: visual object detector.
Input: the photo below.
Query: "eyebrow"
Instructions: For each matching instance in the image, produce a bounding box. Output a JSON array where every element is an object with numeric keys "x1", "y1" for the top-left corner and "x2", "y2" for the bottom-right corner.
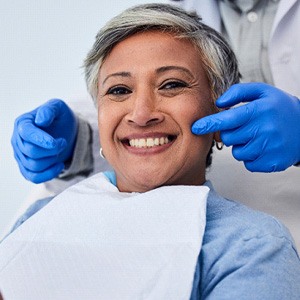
[
  {"x1": 156, "y1": 65, "x2": 194, "y2": 77},
  {"x1": 102, "y1": 66, "x2": 194, "y2": 85},
  {"x1": 102, "y1": 72, "x2": 131, "y2": 85}
]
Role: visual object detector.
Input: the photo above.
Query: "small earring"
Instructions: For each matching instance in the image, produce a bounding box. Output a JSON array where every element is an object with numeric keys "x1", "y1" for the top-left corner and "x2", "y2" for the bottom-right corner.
[
  {"x1": 99, "y1": 148, "x2": 105, "y2": 159},
  {"x1": 216, "y1": 142, "x2": 224, "y2": 150}
]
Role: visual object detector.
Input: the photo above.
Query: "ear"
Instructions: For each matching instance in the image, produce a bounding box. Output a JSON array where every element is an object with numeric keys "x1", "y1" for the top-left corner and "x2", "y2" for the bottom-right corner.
[{"x1": 213, "y1": 131, "x2": 222, "y2": 143}]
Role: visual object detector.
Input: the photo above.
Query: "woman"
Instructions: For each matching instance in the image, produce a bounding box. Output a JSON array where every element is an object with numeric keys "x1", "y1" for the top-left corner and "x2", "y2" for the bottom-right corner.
[{"x1": 1, "y1": 4, "x2": 299, "y2": 299}]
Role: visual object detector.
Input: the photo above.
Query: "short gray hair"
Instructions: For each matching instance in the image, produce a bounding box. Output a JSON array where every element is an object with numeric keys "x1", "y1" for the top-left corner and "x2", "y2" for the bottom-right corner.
[{"x1": 84, "y1": 3, "x2": 240, "y2": 106}]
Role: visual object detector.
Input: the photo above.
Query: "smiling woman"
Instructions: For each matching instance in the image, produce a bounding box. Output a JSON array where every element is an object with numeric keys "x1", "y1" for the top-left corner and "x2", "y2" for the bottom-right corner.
[
  {"x1": 0, "y1": 3, "x2": 299, "y2": 299},
  {"x1": 97, "y1": 31, "x2": 216, "y2": 192},
  {"x1": 84, "y1": 3, "x2": 240, "y2": 193}
]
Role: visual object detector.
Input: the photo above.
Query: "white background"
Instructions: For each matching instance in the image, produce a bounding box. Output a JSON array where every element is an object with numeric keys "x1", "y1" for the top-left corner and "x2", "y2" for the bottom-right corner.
[{"x1": 0, "y1": 0, "x2": 168, "y2": 237}]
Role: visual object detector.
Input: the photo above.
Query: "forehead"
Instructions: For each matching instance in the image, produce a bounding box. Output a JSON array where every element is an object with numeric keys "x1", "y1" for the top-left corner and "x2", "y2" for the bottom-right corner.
[{"x1": 99, "y1": 31, "x2": 205, "y2": 77}]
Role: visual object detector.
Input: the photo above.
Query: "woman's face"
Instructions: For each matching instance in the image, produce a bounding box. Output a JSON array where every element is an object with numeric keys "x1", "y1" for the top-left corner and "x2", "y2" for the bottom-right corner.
[{"x1": 98, "y1": 31, "x2": 216, "y2": 192}]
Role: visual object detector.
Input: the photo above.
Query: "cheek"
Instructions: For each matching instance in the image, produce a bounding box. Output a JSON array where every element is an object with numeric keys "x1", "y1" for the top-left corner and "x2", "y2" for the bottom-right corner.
[
  {"x1": 178, "y1": 100, "x2": 214, "y2": 155},
  {"x1": 97, "y1": 103, "x2": 113, "y2": 146},
  {"x1": 97, "y1": 101, "x2": 127, "y2": 147},
  {"x1": 98, "y1": 106, "x2": 106, "y2": 128},
  {"x1": 188, "y1": 125, "x2": 212, "y2": 145},
  {"x1": 179, "y1": 100, "x2": 212, "y2": 127},
  {"x1": 186, "y1": 133, "x2": 214, "y2": 171}
]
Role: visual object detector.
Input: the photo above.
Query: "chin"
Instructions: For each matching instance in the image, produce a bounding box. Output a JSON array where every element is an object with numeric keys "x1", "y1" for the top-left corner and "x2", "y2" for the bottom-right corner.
[
  {"x1": 133, "y1": 179, "x2": 165, "y2": 193},
  {"x1": 127, "y1": 172, "x2": 171, "y2": 193}
]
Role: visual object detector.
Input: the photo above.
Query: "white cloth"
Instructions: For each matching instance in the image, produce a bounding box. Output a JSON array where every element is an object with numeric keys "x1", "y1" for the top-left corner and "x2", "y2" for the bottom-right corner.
[{"x1": 0, "y1": 173, "x2": 209, "y2": 300}]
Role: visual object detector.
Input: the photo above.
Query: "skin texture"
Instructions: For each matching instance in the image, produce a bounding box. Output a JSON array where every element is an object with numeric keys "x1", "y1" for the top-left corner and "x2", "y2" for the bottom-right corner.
[{"x1": 98, "y1": 31, "x2": 218, "y2": 193}]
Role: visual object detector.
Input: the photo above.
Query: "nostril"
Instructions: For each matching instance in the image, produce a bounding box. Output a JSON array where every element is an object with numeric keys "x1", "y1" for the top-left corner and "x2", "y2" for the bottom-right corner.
[
  {"x1": 146, "y1": 117, "x2": 161, "y2": 125},
  {"x1": 126, "y1": 113, "x2": 164, "y2": 127}
]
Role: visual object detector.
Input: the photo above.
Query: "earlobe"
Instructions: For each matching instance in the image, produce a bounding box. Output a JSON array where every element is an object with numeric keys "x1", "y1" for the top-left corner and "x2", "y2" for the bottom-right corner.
[
  {"x1": 214, "y1": 131, "x2": 221, "y2": 143},
  {"x1": 214, "y1": 131, "x2": 223, "y2": 150}
]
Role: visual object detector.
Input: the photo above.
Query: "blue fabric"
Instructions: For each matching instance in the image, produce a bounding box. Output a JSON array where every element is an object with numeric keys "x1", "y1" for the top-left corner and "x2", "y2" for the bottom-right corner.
[
  {"x1": 193, "y1": 182, "x2": 300, "y2": 299},
  {"x1": 5, "y1": 176, "x2": 300, "y2": 299},
  {"x1": 103, "y1": 170, "x2": 117, "y2": 186}
]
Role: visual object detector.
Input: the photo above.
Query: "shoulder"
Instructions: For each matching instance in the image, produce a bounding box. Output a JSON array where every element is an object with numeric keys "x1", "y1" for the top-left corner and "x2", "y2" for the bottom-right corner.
[
  {"x1": 3, "y1": 172, "x2": 114, "y2": 240},
  {"x1": 204, "y1": 187, "x2": 295, "y2": 243},
  {"x1": 2, "y1": 197, "x2": 54, "y2": 241},
  {"x1": 199, "y1": 186, "x2": 300, "y2": 299}
]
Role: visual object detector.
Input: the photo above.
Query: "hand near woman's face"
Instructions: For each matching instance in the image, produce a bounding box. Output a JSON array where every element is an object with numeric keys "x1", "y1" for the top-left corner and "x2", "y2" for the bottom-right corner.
[{"x1": 98, "y1": 31, "x2": 217, "y2": 192}]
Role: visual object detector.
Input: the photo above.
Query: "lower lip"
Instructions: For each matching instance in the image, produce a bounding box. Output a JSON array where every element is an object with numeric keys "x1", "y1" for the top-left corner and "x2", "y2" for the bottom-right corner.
[{"x1": 122, "y1": 140, "x2": 175, "y2": 155}]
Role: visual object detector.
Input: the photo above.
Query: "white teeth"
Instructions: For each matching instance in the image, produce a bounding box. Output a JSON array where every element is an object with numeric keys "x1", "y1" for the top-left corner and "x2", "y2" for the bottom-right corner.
[
  {"x1": 146, "y1": 138, "x2": 154, "y2": 147},
  {"x1": 139, "y1": 139, "x2": 146, "y2": 147},
  {"x1": 128, "y1": 137, "x2": 171, "y2": 148}
]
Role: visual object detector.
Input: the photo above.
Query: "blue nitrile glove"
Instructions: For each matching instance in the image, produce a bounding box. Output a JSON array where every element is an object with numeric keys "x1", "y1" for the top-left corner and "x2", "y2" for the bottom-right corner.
[
  {"x1": 192, "y1": 83, "x2": 300, "y2": 172},
  {"x1": 11, "y1": 99, "x2": 78, "y2": 183}
]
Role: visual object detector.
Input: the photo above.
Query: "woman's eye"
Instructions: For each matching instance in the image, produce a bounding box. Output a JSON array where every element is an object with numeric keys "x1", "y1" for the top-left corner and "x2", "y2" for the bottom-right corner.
[
  {"x1": 107, "y1": 86, "x2": 131, "y2": 95},
  {"x1": 105, "y1": 86, "x2": 132, "y2": 101},
  {"x1": 160, "y1": 81, "x2": 188, "y2": 90},
  {"x1": 159, "y1": 80, "x2": 188, "y2": 97}
]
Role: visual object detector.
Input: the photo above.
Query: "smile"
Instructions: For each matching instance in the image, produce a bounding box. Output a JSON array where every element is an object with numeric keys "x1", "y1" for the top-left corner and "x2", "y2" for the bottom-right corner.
[{"x1": 122, "y1": 135, "x2": 177, "y2": 149}]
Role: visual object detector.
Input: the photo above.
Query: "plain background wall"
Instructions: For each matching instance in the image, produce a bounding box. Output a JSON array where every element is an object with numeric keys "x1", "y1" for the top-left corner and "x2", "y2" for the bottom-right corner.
[{"x1": 0, "y1": 0, "x2": 168, "y2": 238}]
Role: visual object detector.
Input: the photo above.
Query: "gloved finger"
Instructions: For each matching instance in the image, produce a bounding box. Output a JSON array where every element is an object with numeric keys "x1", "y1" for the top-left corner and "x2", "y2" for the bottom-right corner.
[
  {"x1": 244, "y1": 156, "x2": 286, "y2": 173},
  {"x1": 17, "y1": 119, "x2": 58, "y2": 149},
  {"x1": 216, "y1": 82, "x2": 268, "y2": 108},
  {"x1": 11, "y1": 113, "x2": 34, "y2": 157},
  {"x1": 16, "y1": 150, "x2": 66, "y2": 173},
  {"x1": 14, "y1": 150, "x2": 65, "y2": 183},
  {"x1": 231, "y1": 141, "x2": 262, "y2": 162},
  {"x1": 23, "y1": 163, "x2": 65, "y2": 184},
  {"x1": 35, "y1": 99, "x2": 65, "y2": 127},
  {"x1": 220, "y1": 123, "x2": 257, "y2": 147},
  {"x1": 191, "y1": 102, "x2": 255, "y2": 135},
  {"x1": 15, "y1": 135, "x2": 67, "y2": 159}
]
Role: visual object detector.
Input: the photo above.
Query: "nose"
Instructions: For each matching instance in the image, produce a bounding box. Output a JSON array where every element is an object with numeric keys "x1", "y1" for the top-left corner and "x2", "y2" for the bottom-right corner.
[{"x1": 125, "y1": 89, "x2": 164, "y2": 127}]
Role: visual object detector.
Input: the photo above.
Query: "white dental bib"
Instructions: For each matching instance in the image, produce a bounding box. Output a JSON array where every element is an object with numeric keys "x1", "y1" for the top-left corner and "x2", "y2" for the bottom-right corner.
[{"x1": 0, "y1": 173, "x2": 208, "y2": 300}]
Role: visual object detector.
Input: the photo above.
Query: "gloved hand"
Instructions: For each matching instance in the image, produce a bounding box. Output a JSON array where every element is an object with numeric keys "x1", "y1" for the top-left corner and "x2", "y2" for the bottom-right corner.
[
  {"x1": 192, "y1": 83, "x2": 300, "y2": 172},
  {"x1": 11, "y1": 99, "x2": 78, "y2": 183}
]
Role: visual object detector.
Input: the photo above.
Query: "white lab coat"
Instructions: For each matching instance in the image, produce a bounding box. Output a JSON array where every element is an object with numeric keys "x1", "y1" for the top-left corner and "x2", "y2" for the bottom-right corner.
[{"x1": 173, "y1": 0, "x2": 300, "y2": 97}]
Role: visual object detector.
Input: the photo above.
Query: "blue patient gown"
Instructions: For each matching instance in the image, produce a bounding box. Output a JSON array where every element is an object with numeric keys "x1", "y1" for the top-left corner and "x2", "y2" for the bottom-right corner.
[
  {"x1": 2, "y1": 173, "x2": 300, "y2": 299},
  {"x1": 194, "y1": 183, "x2": 300, "y2": 299}
]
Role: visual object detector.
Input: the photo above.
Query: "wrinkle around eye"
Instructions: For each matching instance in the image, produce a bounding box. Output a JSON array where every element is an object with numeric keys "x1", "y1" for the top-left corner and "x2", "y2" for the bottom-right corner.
[
  {"x1": 104, "y1": 86, "x2": 132, "y2": 102},
  {"x1": 107, "y1": 86, "x2": 132, "y2": 95},
  {"x1": 159, "y1": 80, "x2": 189, "y2": 90},
  {"x1": 158, "y1": 80, "x2": 191, "y2": 97}
]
